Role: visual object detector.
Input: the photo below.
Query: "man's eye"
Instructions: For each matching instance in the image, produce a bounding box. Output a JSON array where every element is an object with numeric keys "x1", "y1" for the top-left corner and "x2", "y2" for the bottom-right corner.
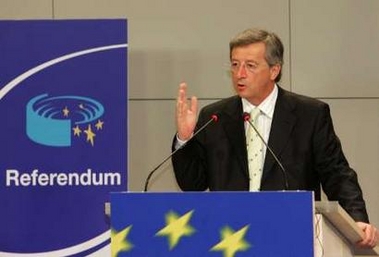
[{"x1": 246, "y1": 63, "x2": 257, "y2": 70}]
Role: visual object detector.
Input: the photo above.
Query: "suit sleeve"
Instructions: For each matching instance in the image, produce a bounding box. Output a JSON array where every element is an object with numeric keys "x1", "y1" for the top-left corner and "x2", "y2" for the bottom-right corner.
[
  {"x1": 313, "y1": 103, "x2": 369, "y2": 222},
  {"x1": 171, "y1": 108, "x2": 209, "y2": 191}
]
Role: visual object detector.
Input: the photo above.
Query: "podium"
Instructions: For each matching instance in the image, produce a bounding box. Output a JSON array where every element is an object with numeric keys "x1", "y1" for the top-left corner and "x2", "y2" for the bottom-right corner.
[
  {"x1": 109, "y1": 192, "x2": 379, "y2": 257},
  {"x1": 315, "y1": 202, "x2": 379, "y2": 256}
]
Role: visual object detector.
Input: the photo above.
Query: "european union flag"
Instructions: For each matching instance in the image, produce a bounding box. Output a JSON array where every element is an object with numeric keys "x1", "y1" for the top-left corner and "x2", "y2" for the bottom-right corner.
[{"x1": 110, "y1": 192, "x2": 314, "y2": 257}]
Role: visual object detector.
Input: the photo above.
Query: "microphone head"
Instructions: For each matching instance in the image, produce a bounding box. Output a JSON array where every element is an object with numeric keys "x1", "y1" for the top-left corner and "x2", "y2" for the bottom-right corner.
[
  {"x1": 242, "y1": 112, "x2": 250, "y2": 121},
  {"x1": 211, "y1": 114, "x2": 219, "y2": 122}
]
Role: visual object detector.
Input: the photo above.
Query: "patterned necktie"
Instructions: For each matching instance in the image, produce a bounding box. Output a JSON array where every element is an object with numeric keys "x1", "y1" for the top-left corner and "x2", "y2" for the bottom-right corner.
[{"x1": 246, "y1": 108, "x2": 264, "y2": 191}]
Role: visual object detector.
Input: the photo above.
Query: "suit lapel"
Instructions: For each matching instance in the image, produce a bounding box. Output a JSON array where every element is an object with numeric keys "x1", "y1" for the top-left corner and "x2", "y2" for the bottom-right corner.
[
  {"x1": 262, "y1": 88, "x2": 296, "y2": 183},
  {"x1": 221, "y1": 97, "x2": 249, "y2": 179}
]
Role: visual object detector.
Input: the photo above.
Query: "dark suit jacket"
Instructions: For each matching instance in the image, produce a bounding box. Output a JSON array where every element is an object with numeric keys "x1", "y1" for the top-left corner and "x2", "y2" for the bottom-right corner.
[{"x1": 172, "y1": 87, "x2": 369, "y2": 222}]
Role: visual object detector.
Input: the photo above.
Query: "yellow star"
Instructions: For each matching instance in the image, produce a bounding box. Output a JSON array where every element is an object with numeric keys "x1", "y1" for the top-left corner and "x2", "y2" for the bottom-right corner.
[
  {"x1": 84, "y1": 124, "x2": 96, "y2": 146},
  {"x1": 111, "y1": 225, "x2": 133, "y2": 257},
  {"x1": 62, "y1": 106, "x2": 69, "y2": 117},
  {"x1": 156, "y1": 210, "x2": 195, "y2": 250},
  {"x1": 95, "y1": 119, "x2": 104, "y2": 130},
  {"x1": 210, "y1": 225, "x2": 251, "y2": 257},
  {"x1": 72, "y1": 125, "x2": 82, "y2": 136}
]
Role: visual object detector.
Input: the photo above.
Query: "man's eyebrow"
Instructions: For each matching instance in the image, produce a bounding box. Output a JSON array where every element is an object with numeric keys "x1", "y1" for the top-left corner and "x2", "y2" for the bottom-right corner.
[{"x1": 231, "y1": 58, "x2": 259, "y2": 64}]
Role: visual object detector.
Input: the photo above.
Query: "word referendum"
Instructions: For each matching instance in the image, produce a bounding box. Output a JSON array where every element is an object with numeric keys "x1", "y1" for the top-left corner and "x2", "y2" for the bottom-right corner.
[{"x1": 6, "y1": 169, "x2": 122, "y2": 187}]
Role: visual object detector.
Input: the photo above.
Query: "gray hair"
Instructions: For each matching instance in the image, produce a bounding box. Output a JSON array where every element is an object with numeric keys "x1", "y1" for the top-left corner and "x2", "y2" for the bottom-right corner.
[{"x1": 229, "y1": 28, "x2": 284, "y2": 82}]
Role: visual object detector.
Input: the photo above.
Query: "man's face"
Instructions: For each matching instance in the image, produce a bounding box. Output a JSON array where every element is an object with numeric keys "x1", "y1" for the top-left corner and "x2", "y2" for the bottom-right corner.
[{"x1": 230, "y1": 42, "x2": 280, "y2": 105}]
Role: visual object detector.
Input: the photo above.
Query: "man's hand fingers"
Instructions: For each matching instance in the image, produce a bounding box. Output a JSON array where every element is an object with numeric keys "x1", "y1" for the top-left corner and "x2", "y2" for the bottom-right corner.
[
  {"x1": 356, "y1": 222, "x2": 378, "y2": 248},
  {"x1": 177, "y1": 83, "x2": 188, "y2": 116},
  {"x1": 190, "y1": 96, "x2": 198, "y2": 114}
]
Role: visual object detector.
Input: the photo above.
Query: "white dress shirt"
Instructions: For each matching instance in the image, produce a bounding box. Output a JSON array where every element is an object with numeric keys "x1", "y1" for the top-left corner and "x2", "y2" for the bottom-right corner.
[{"x1": 242, "y1": 84, "x2": 278, "y2": 163}]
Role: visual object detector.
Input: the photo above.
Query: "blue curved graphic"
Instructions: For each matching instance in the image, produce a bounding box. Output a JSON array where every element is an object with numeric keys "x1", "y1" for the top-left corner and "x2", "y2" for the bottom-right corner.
[{"x1": 26, "y1": 93, "x2": 105, "y2": 147}]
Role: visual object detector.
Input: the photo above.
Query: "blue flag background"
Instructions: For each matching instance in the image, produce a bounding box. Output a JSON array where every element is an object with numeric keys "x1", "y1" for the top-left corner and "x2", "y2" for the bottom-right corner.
[{"x1": 111, "y1": 192, "x2": 314, "y2": 257}]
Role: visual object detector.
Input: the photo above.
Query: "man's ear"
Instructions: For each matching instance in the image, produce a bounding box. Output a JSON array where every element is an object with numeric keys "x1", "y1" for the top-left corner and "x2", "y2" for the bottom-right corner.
[{"x1": 270, "y1": 64, "x2": 281, "y2": 81}]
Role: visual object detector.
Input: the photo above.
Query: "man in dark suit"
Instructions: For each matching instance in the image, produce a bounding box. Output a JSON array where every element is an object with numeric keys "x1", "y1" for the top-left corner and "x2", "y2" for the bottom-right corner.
[{"x1": 172, "y1": 27, "x2": 378, "y2": 248}]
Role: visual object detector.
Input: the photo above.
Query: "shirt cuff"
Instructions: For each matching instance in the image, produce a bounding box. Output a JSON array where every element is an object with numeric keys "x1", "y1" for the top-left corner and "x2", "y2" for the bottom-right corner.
[{"x1": 175, "y1": 133, "x2": 189, "y2": 149}]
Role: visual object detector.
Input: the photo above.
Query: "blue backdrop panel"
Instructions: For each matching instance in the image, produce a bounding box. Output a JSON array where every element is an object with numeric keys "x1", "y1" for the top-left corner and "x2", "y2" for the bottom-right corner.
[
  {"x1": 110, "y1": 192, "x2": 314, "y2": 257},
  {"x1": 0, "y1": 20, "x2": 127, "y2": 256}
]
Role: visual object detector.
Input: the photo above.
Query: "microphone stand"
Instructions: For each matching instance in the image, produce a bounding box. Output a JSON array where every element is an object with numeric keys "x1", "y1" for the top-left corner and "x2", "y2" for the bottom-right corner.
[{"x1": 143, "y1": 114, "x2": 218, "y2": 191}]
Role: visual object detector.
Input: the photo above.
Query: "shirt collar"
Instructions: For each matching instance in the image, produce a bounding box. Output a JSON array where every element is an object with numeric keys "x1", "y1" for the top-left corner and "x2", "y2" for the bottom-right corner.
[{"x1": 241, "y1": 84, "x2": 278, "y2": 119}]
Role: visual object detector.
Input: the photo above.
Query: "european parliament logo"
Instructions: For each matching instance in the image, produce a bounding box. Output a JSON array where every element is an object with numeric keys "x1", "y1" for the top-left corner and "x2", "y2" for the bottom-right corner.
[
  {"x1": 0, "y1": 20, "x2": 127, "y2": 256},
  {"x1": 26, "y1": 93, "x2": 105, "y2": 147}
]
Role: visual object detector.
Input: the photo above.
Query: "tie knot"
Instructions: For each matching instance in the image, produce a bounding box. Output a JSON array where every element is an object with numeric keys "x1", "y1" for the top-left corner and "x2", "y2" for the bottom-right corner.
[{"x1": 250, "y1": 108, "x2": 261, "y2": 122}]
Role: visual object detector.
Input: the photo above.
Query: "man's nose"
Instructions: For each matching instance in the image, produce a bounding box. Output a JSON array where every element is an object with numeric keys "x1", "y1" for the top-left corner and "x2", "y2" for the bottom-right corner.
[{"x1": 236, "y1": 63, "x2": 247, "y2": 78}]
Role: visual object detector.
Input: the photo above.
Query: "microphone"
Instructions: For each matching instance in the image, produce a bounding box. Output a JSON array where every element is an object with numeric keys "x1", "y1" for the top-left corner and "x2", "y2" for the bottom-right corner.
[
  {"x1": 143, "y1": 113, "x2": 219, "y2": 191},
  {"x1": 243, "y1": 112, "x2": 289, "y2": 190}
]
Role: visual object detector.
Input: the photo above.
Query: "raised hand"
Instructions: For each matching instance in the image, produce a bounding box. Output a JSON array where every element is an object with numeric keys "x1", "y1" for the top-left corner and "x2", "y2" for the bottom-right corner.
[{"x1": 176, "y1": 82, "x2": 198, "y2": 141}]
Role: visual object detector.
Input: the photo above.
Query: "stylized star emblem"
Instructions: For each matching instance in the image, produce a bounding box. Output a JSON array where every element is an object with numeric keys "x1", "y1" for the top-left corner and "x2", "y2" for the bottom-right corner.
[
  {"x1": 95, "y1": 119, "x2": 104, "y2": 130},
  {"x1": 211, "y1": 225, "x2": 251, "y2": 257},
  {"x1": 72, "y1": 125, "x2": 82, "y2": 136},
  {"x1": 84, "y1": 124, "x2": 96, "y2": 146},
  {"x1": 111, "y1": 225, "x2": 133, "y2": 257},
  {"x1": 62, "y1": 106, "x2": 70, "y2": 117},
  {"x1": 156, "y1": 210, "x2": 195, "y2": 250}
]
